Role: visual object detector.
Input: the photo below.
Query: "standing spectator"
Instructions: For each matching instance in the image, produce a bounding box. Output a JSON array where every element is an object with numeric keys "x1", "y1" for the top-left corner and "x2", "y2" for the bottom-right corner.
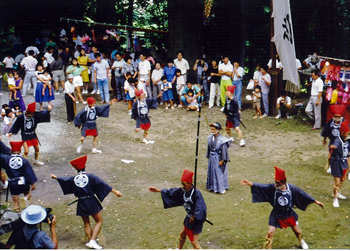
[
  {"x1": 25, "y1": 45, "x2": 40, "y2": 57},
  {"x1": 267, "y1": 54, "x2": 283, "y2": 70},
  {"x1": 50, "y1": 54, "x2": 65, "y2": 94},
  {"x1": 208, "y1": 60, "x2": 221, "y2": 109},
  {"x1": 174, "y1": 51, "x2": 189, "y2": 83},
  {"x1": 44, "y1": 47, "x2": 55, "y2": 66},
  {"x1": 9, "y1": 71, "x2": 26, "y2": 113},
  {"x1": 163, "y1": 59, "x2": 176, "y2": 104},
  {"x1": 93, "y1": 54, "x2": 111, "y2": 104},
  {"x1": 305, "y1": 70, "x2": 324, "y2": 129},
  {"x1": 232, "y1": 62, "x2": 245, "y2": 110},
  {"x1": 151, "y1": 62, "x2": 164, "y2": 108},
  {"x1": 122, "y1": 56, "x2": 137, "y2": 79},
  {"x1": 218, "y1": 56, "x2": 233, "y2": 107},
  {"x1": 258, "y1": 67, "x2": 271, "y2": 118},
  {"x1": 193, "y1": 58, "x2": 209, "y2": 103},
  {"x1": 2, "y1": 55, "x2": 15, "y2": 71},
  {"x1": 138, "y1": 53, "x2": 152, "y2": 103},
  {"x1": 160, "y1": 76, "x2": 174, "y2": 109},
  {"x1": 252, "y1": 86, "x2": 262, "y2": 119},
  {"x1": 111, "y1": 53, "x2": 126, "y2": 101},
  {"x1": 88, "y1": 46, "x2": 99, "y2": 94},
  {"x1": 64, "y1": 74, "x2": 76, "y2": 123},
  {"x1": 275, "y1": 90, "x2": 292, "y2": 119},
  {"x1": 66, "y1": 59, "x2": 85, "y2": 104},
  {"x1": 175, "y1": 69, "x2": 185, "y2": 107},
  {"x1": 77, "y1": 48, "x2": 90, "y2": 94},
  {"x1": 20, "y1": 50, "x2": 38, "y2": 96}
]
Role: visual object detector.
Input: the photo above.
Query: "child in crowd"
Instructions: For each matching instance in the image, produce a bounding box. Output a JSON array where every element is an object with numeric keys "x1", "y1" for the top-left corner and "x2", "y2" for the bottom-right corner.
[
  {"x1": 7, "y1": 72, "x2": 18, "y2": 101},
  {"x1": 2, "y1": 108, "x2": 15, "y2": 135},
  {"x1": 252, "y1": 86, "x2": 262, "y2": 119},
  {"x1": 1, "y1": 104, "x2": 9, "y2": 119},
  {"x1": 175, "y1": 69, "x2": 185, "y2": 107},
  {"x1": 124, "y1": 75, "x2": 136, "y2": 115},
  {"x1": 186, "y1": 89, "x2": 199, "y2": 111},
  {"x1": 160, "y1": 76, "x2": 174, "y2": 110},
  {"x1": 41, "y1": 70, "x2": 53, "y2": 96},
  {"x1": 131, "y1": 89, "x2": 154, "y2": 144}
]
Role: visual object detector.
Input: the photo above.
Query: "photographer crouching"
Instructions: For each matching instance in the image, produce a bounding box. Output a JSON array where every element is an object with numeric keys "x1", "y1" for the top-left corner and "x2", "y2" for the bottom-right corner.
[{"x1": 6, "y1": 205, "x2": 58, "y2": 249}]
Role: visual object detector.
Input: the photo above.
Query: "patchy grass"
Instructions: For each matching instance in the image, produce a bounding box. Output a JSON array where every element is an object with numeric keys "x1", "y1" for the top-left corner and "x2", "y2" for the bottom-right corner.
[{"x1": 0, "y1": 97, "x2": 349, "y2": 249}]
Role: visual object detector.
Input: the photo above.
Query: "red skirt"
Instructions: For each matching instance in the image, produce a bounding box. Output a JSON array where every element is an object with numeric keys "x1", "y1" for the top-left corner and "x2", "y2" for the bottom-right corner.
[
  {"x1": 277, "y1": 216, "x2": 297, "y2": 229},
  {"x1": 140, "y1": 122, "x2": 151, "y2": 131},
  {"x1": 85, "y1": 129, "x2": 98, "y2": 137},
  {"x1": 24, "y1": 139, "x2": 39, "y2": 147},
  {"x1": 183, "y1": 226, "x2": 194, "y2": 241}
]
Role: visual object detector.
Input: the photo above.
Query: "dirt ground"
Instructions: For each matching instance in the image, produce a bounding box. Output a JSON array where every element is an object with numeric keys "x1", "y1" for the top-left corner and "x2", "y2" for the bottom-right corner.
[{"x1": 1, "y1": 92, "x2": 350, "y2": 249}]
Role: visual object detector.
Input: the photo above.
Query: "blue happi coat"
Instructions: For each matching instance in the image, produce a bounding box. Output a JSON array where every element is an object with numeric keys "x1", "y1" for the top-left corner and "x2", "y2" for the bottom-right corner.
[
  {"x1": 161, "y1": 187, "x2": 207, "y2": 234},
  {"x1": 206, "y1": 134, "x2": 231, "y2": 193},
  {"x1": 56, "y1": 172, "x2": 112, "y2": 216},
  {"x1": 0, "y1": 153, "x2": 37, "y2": 195},
  {"x1": 321, "y1": 119, "x2": 342, "y2": 145},
  {"x1": 329, "y1": 136, "x2": 350, "y2": 178},
  {"x1": 250, "y1": 183, "x2": 315, "y2": 228},
  {"x1": 74, "y1": 105, "x2": 110, "y2": 136}
]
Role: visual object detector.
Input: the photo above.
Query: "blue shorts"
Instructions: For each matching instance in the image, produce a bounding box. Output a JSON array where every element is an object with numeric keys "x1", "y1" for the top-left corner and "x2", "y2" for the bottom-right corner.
[
  {"x1": 162, "y1": 90, "x2": 174, "y2": 101},
  {"x1": 9, "y1": 181, "x2": 30, "y2": 196},
  {"x1": 126, "y1": 93, "x2": 135, "y2": 101}
]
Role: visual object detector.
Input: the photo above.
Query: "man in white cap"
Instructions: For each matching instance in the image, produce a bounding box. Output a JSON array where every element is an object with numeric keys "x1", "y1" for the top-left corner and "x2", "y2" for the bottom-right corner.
[{"x1": 6, "y1": 204, "x2": 58, "y2": 249}]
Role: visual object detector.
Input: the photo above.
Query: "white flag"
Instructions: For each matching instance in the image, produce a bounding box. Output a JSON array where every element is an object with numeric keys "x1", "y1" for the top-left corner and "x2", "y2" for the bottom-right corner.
[{"x1": 272, "y1": 0, "x2": 299, "y2": 87}]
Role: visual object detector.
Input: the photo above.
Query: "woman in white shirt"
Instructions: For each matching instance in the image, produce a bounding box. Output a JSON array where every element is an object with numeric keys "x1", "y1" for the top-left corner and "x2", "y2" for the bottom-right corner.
[{"x1": 151, "y1": 62, "x2": 164, "y2": 108}]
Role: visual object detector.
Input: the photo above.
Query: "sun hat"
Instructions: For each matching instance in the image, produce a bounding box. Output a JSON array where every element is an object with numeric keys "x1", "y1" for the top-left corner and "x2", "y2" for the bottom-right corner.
[{"x1": 21, "y1": 205, "x2": 47, "y2": 225}]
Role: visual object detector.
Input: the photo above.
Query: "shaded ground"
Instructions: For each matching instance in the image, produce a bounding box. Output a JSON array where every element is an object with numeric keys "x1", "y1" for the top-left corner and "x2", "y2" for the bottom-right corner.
[{"x1": 0, "y1": 92, "x2": 350, "y2": 249}]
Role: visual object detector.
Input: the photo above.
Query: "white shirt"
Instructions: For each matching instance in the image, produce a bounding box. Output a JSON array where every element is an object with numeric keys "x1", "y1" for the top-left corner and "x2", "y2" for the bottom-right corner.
[
  {"x1": 15, "y1": 54, "x2": 25, "y2": 64},
  {"x1": 233, "y1": 66, "x2": 245, "y2": 81},
  {"x1": 176, "y1": 75, "x2": 185, "y2": 86},
  {"x1": 112, "y1": 59, "x2": 125, "y2": 77},
  {"x1": 277, "y1": 96, "x2": 291, "y2": 105},
  {"x1": 296, "y1": 59, "x2": 302, "y2": 69},
  {"x1": 161, "y1": 81, "x2": 172, "y2": 90},
  {"x1": 44, "y1": 52, "x2": 54, "y2": 65},
  {"x1": 138, "y1": 60, "x2": 151, "y2": 75},
  {"x1": 124, "y1": 80, "x2": 135, "y2": 98},
  {"x1": 93, "y1": 60, "x2": 110, "y2": 80},
  {"x1": 74, "y1": 50, "x2": 80, "y2": 59},
  {"x1": 218, "y1": 62, "x2": 233, "y2": 81},
  {"x1": 2, "y1": 57, "x2": 15, "y2": 68},
  {"x1": 259, "y1": 73, "x2": 272, "y2": 94},
  {"x1": 137, "y1": 81, "x2": 147, "y2": 97},
  {"x1": 311, "y1": 77, "x2": 324, "y2": 96},
  {"x1": 174, "y1": 58, "x2": 190, "y2": 75},
  {"x1": 151, "y1": 68, "x2": 164, "y2": 83},
  {"x1": 267, "y1": 59, "x2": 283, "y2": 69},
  {"x1": 253, "y1": 70, "x2": 261, "y2": 81},
  {"x1": 64, "y1": 81, "x2": 75, "y2": 94},
  {"x1": 20, "y1": 56, "x2": 38, "y2": 71},
  {"x1": 25, "y1": 46, "x2": 40, "y2": 56}
]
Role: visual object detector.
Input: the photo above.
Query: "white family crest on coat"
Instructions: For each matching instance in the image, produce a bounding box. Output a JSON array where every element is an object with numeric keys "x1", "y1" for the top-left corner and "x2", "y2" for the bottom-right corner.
[
  {"x1": 9, "y1": 156, "x2": 23, "y2": 169},
  {"x1": 74, "y1": 173, "x2": 89, "y2": 188},
  {"x1": 277, "y1": 195, "x2": 289, "y2": 206}
]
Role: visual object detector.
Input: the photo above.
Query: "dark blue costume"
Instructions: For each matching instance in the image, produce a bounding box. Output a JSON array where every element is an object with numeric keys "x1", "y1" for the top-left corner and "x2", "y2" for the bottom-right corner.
[
  {"x1": 131, "y1": 100, "x2": 151, "y2": 129},
  {"x1": 56, "y1": 172, "x2": 112, "y2": 216},
  {"x1": 74, "y1": 105, "x2": 110, "y2": 137},
  {"x1": 0, "y1": 141, "x2": 11, "y2": 155},
  {"x1": 223, "y1": 97, "x2": 240, "y2": 128},
  {"x1": 0, "y1": 153, "x2": 37, "y2": 195},
  {"x1": 161, "y1": 187, "x2": 207, "y2": 234},
  {"x1": 9, "y1": 111, "x2": 50, "y2": 142},
  {"x1": 250, "y1": 183, "x2": 315, "y2": 228},
  {"x1": 329, "y1": 136, "x2": 350, "y2": 178},
  {"x1": 321, "y1": 119, "x2": 342, "y2": 145}
]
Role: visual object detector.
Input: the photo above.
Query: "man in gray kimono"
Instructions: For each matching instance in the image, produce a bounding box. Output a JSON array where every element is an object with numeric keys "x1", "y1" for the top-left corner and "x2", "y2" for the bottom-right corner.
[{"x1": 206, "y1": 122, "x2": 232, "y2": 194}]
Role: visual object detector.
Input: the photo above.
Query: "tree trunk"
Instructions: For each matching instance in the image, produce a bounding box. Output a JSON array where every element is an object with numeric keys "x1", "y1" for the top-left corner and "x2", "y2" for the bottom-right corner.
[
  {"x1": 128, "y1": 0, "x2": 134, "y2": 50},
  {"x1": 95, "y1": 0, "x2": 117, "y2": 23}
]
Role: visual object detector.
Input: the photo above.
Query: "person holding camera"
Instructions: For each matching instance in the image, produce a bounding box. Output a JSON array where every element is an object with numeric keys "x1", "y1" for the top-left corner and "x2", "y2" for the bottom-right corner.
[
  {"x1": 275, "y1": 90, "x2": 292, "y2": 119},
  {"x1": 6, "y1": 204, "x2": 58, "y2": 249}
]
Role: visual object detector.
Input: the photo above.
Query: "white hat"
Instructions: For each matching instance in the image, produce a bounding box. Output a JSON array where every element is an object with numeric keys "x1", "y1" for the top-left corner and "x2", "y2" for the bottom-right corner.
[
  {"x1": 67, "y1": 74, "x2": 74, "y2": 79},
  {"x1": 21, "y1": 205, "x2": 47, "y2": 225}
]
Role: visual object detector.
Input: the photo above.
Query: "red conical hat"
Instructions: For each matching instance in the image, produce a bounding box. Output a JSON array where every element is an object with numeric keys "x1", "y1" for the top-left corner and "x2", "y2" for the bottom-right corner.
[
  {"x1": 70, "y1": 155, "x2": 87, "y2": 171},
  {"x1": 87, "y1": 97, "x2": 96, "y2": 105},
  {"x1": 135, "y1": 89, "x2": 144, "y2": 97},
  {"x1": 9, "y1": 141, "x2": 23, "y2": 152},
  {"x1": 340, "y1": 120, "x2": 349, "y2": 134},
  {"x1": 329, "y1": 104, "x2": 346, "y2": 116},
  {"x1": 227, "y1": 85, "x2": 236, "y2": 94},
  {"x1": 274, "y1": 166, "x2": 286, "y2": 182},
  {"x1": 27, "y1": 102, "x2": 36, "y2": 113},
  {"x1": 181, "y1": 169, "x2": 194, "y2": 184}
]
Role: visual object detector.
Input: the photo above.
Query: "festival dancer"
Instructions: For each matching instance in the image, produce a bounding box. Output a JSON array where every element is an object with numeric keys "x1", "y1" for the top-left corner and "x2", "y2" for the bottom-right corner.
[
  {"x1": 0, "y1": 141, "x2": 37, "y2": 211},
  {"x1": 149, "y1": 169, "x2": 207, "y2": 249},
  {"x1": 8, "y1": 102, "x2": 52, "y2": 166},
  {"x1": 51, "y1": 155, "x2": 122, "y2": 249},
  {"x1": 206, "y1": 122, "x2": 232, "y2": 194},
  {"x1": 131, "y1": 89, "x2": 154, "y2": 144},
  {"x1": 223, "y1": 85, "x2": 245, "y2": 147},
  {"x1": 74, "y1": 97, "x2": 110, "y2": 154},
  {"x1": 240, "y1": 166, "x2": 324, "y2": 249},
  {"x1": 321, "y1": 104, "x2": 345, "y2": 174},
  {"x1": 329, "y1": 120, "x2": 350, "y2": 208}
]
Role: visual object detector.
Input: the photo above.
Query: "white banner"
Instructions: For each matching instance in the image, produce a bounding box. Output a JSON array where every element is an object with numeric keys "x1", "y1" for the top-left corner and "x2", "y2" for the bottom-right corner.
[{"x1": 272, "y1": 0, "x2": 299, "y2": 87}]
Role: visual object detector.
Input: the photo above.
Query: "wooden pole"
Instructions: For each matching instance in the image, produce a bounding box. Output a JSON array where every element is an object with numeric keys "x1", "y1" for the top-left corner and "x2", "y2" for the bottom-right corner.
[{"x1": 270, "y1": 0, "x2": 279, "y2": 116}]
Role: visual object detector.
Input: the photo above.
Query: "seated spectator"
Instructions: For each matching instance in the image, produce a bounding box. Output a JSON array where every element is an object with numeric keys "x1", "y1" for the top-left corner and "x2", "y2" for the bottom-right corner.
[
  {"x1": 180, "y1": 81, "x2": 201, "y2": 107},
  {"x1": 186, "y1": 89, "x2": 199, "y2": 111},
  {"x1": 276, "y1": 90, "x2": 292, "y2": 119},
  {"x1": 6, "y1": 205, "x2": 58, "y2": 249}
]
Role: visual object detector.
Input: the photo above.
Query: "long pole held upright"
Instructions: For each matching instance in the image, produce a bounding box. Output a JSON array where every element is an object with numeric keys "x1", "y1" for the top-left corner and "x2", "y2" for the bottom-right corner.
[
  {"x1": 270, "y1": 0, "x2": 279, "y2": 116},
  {"x1": 194, "y1": 101, "x2": 202, "y2": 190}
]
